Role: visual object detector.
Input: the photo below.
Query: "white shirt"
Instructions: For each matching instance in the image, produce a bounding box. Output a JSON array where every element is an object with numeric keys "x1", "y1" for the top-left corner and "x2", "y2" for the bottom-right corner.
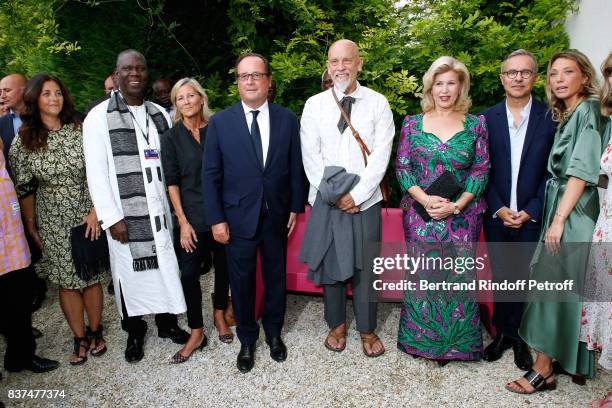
[
  {"x1": 166, "y1": 105, "x2": 176, "y2": 121},
  {"x1": 83, "y1": 97, "x2": 186, "y2": 317},
  {"x1": 9, "y1": 109, "x2": 21, "y2": 135},
  {"x1": 242, "y1": 100, "x2": 270, "y2": 166},
  {"x1": 505, "y1": 96, "x2": 532, "y2": 212},
  {"x1": 300, "y1": 83, "x2": 395, "y2": 210}
]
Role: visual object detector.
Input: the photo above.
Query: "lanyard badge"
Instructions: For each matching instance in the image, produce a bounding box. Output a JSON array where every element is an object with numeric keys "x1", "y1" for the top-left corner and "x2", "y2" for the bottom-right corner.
[{"x1": 144, "y1": 148, "x2": 159, "y2": 160}]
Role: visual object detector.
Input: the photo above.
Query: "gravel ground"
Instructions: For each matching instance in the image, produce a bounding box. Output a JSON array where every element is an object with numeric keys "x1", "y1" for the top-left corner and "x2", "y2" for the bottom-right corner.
[{"x1": 1, "y1": 272, "x2": 610, "y2": 408}]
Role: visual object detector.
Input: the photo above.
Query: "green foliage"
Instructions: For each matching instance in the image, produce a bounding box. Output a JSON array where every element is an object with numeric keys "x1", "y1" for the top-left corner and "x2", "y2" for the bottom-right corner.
[
  {"x1": 47, "y1": 1, "x2": 154, "y2": 111},
  {"x1": 399, "y1": 0, "x2": 576, "y2": 112},
  {"x1": 0, "y1": 0, "x2": 577, "y2": 205},
  {"x1": 0, "y1": 0, "x2": 80, "y2": 74},
  {"x1": 0, "y1": 0, "x2": 191, "y2": 110},
  {"x1": 225, "y1": 0, "x2": 422, "y2": 117},
  {"x1": 219, "y1": 0, "x2": 575, "y2": 117},
  {"x1": 219, "y1": 0, "x2": 574, "y2": 204},
  {"x1": 1, "y1": 0, "x2": 576, "y2": 115}
]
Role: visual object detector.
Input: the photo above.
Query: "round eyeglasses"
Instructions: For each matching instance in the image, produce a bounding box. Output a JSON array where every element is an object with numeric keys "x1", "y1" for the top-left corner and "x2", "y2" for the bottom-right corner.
[{"x1": 502, "y1": 70, "x2": 534, "y2": 79}]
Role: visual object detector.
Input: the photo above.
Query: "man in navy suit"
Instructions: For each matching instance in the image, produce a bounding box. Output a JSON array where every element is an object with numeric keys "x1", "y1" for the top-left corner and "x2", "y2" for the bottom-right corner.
[
  {"x1": 203, "y1": 53, "x2": 304, "y2": 373},
  {"x1": 481, "y1": 49, "x2": 556, "y2": 370},
  {"x1": 0, "y1": 74, "x2": 27, "y2": 173}
]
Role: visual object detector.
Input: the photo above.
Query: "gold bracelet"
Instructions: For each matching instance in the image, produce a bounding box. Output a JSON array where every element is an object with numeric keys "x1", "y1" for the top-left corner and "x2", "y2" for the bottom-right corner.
[
  {"x1": 424, "y1": 195, "x2": 431, "y2": 209},
  {"x1": 554, "y1": 211, "x2": 567, "y2": 220}
]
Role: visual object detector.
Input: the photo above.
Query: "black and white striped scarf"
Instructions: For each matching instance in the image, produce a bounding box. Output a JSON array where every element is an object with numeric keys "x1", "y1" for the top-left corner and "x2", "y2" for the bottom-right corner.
[{"x1": 106, "y1": 91, "x2": 169, "y2": 271}]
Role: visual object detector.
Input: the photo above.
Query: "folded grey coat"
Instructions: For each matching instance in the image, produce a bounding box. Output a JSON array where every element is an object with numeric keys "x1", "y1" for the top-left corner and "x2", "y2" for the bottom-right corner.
[{"x1": 299, "y1": 166, "x2": 361, "y2": 285}]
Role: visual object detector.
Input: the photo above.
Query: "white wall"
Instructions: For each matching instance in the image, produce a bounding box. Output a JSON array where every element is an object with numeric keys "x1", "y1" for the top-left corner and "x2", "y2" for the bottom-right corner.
[{"x1": 565, "y1": 0, "x2": 612, "y2": 76}]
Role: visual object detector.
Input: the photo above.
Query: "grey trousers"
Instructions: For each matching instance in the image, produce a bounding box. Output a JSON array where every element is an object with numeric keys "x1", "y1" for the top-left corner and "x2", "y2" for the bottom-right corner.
[{"x1": 323, "y1": 203, "x2": 381, "y2": 333}]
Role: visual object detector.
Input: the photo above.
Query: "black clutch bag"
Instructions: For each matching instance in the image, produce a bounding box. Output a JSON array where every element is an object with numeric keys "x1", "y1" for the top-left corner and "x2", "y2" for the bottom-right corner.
[
  {"x1": 413, "y1": 170, "x2": 463, "y2": 222},
  {"x1": 71, "y1": 224, "x2": 110, "y2": 281}
]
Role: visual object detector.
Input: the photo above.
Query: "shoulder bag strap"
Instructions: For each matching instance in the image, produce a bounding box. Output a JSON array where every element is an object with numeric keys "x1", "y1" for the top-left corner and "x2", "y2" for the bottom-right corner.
[
  {"x1": 331, "y1": 88, "x2": 391, "y2": 205},
  {"x1": 331, "y1": 88, "x2": 370, "y2": 165}
]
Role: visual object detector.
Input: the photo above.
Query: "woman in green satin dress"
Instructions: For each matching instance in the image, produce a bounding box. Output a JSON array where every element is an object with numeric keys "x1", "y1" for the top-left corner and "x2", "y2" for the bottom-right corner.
[{"x1": 506, "y1": 50, "x2": 608, "y2": 394}]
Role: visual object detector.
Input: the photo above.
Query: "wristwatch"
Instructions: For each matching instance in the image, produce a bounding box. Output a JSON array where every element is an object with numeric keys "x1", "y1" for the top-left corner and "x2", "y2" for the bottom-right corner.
[{"x1": 452, "y1": 202, "x2": 460, "y2": 215}]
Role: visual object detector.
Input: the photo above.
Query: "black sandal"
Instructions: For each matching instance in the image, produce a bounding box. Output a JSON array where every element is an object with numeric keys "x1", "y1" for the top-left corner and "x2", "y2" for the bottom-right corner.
[
  {"x1": 552, "y1": 361, "x2": 586, "y2": 385},
  {"x1": 70, "y1": 336, "x2": 90, "y2": 366},
  {"x1": 213, "y1": 313, "x2": 234, "y2": 344},
  {"x1": 505, "y1": 369, "x2": 557, "y2": 394},
  {"x1": 218, "y1": 332, "x2": 234, "y2": 344},
  {"x1": 86, "y1": 325, "x2": 107, "y2": 357}
]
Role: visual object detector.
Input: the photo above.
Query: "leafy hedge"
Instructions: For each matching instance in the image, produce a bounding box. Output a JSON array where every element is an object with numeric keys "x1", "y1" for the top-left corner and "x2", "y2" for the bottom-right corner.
[{"x1": 0, "y1": 0, "x2": 576, "y2": 204}]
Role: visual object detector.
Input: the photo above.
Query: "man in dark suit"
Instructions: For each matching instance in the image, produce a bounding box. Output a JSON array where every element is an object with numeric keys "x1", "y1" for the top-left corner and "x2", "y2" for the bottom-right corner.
[
  {"x1": 203, "y1": 53, "x2": 304, "y2": 373},
  {"x1": 481, "y1": 49, "x2": 556, "y2": 370},
  {"x1": 0, "y1": 74, "x2": 27, "y2": 170}
]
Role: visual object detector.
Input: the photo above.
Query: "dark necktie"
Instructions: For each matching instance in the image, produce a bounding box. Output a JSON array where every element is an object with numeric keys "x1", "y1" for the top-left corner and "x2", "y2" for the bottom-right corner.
[
  {"x1": 337, "y1": 96, "x2": 355, "y2": 134},
  {"x1": 250, "y1": 110, "x2": 264, "y2": 168}
]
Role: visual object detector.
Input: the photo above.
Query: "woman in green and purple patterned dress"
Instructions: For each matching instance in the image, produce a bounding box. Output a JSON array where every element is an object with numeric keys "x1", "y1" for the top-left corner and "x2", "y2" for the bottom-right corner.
[{"x1": 395, "y1": 56, "x2": 490, "y2": 365}]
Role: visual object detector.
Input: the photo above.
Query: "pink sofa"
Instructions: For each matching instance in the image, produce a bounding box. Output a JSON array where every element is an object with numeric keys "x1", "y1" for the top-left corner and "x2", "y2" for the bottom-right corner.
[{"x1": 254, "y1": 206, "x2": 494, "y2": 334}]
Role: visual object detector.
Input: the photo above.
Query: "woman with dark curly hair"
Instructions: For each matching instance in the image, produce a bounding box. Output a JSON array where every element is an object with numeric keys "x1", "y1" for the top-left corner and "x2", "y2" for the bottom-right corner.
[{"x1": 9, "y1": 74, "x2": 108, "y2": 366}]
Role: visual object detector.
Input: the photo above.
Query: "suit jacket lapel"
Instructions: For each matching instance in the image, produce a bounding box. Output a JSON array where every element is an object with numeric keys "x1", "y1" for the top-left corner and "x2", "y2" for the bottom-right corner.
[
  {"x1": 231, "y1": 103, "x2": 263, "y2": 172},
  {"x1": 265, "y1": 104, "x2": 278, "y2": 172},
  {"x1": 0, "y1": 115, "x2": 16, "y2": 158},
  {"x1": 519, "y1": 99, "x2": 542, "y2": 164},
  {"x1": 495, "y1": 102, "x2": 511, "y2": 161}
]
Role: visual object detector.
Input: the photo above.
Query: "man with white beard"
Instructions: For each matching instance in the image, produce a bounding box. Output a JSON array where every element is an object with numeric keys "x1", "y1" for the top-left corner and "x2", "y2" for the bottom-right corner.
[{"x1": 299, "y1": 39, "x2": 394, "y2": 357}]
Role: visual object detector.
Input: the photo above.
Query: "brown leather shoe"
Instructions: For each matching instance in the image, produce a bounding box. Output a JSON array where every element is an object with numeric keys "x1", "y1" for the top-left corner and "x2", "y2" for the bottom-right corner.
[
  {"x1": 324, "y1": 324, "x2": 347, "y2": 352},
  {"x1": 360, "y1": 332, "x2": 385, "y2": 358}
]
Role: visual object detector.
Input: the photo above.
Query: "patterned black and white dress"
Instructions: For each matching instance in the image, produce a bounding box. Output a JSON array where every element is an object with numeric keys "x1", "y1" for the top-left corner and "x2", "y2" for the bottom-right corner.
[{"x1": 9, "y1": 123, "x2": 106, "y2": 289}]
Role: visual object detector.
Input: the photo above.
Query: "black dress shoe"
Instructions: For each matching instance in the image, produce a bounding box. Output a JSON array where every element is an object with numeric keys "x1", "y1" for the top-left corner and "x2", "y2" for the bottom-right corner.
[
  {"x1": 125, "y1": 335, "x2": 145, "y2": 363},
  {"x1": 512, "y1": 339, "x2": 533, "y2": 370},
  {"x1": 482, "y1": 334, "x2": 512, "y2": 362},
  {"x1": 237, "y1": 343, "x2": 255, "y2": 373},
  {"x1": 158, "y1": 326, "x2": 190, "y2": 344},
  {"x1": 29, "y1": 355, "x2": 59, "y2": 373},
  {"x1": 266, "y1": 336, "x2": 287, "y2": 362},
  {"x1": 31, "y1": 327, "x2": 43, "y2": 339},
  {"x1": 437, "y1": 359, "x2": 450, "y2": 367},
  {"x1": 5, "y1": 355, "x2": 59, "y2": 373}
]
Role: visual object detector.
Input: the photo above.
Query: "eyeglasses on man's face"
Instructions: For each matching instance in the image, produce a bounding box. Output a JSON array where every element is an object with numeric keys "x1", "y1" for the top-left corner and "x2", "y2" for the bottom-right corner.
[
  {"x1": 236, "y1": 72, "x2": 269, "y2": 82},
  {"x1": 502, "y1": 69, "x2": 535, "y2": 79}
]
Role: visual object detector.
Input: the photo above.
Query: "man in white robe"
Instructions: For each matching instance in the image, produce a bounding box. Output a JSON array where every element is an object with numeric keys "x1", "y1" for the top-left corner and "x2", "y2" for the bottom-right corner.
[{"x1": 83, "y1": 49, "x2": 187, "y2": 363}]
